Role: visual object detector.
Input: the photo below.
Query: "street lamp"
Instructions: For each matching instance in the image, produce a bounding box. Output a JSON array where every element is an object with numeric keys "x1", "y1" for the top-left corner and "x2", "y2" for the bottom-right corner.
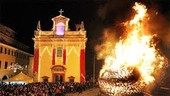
[{"x1": 7, "y1": 63, "x2": 23, "y2": 72}]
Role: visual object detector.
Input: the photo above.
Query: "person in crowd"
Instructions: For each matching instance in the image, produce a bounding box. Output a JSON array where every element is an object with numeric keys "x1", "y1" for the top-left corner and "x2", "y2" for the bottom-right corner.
[{"x1": 0, "y1": 80, "x2": 96, "y2": 96}]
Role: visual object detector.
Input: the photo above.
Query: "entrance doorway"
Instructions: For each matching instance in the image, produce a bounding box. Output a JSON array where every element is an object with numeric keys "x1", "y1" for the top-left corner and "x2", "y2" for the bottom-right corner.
[
  {"x1": 2, "y1": 75, "x2": 8, "y2": 81},
  {"x1": 42, "y1": 76, "x2": 49, "y2": 82},
  {"x1": 51, "y1": 65, "x2": 66, "y2": 83},
  {"x1": 68, "y1": 76, "x2": 75, "y2": 83},
  {"x1": 53, "y1": 74, "x2": 64, "y2": 82}
]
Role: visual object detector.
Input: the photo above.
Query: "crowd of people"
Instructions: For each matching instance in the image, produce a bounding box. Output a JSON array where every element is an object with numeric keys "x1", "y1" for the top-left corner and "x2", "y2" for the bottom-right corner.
[{"x1": 0, "y1": 81, "x2": 97, "y2": 96}]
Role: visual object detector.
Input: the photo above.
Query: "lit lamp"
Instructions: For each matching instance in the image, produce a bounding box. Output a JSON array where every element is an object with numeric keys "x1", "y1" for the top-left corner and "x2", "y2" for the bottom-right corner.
[{"x1": 7, "y1": 63, "x2": 23, "y2": 72}]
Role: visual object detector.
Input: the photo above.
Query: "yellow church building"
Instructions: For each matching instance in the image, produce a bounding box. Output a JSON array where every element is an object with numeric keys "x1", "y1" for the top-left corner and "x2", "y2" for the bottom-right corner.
[{"x1": 33, "y1": 10, "x2": 87, "y2": 83}]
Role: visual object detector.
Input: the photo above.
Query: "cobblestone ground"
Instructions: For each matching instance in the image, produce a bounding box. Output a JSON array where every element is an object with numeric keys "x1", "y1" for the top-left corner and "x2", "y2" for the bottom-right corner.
[{"x1": 66, "y1": 87, "x2": 102, "y2": 96}]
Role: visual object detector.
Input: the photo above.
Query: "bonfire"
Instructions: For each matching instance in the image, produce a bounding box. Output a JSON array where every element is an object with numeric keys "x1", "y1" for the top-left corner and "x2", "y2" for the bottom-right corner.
[{"x1": 98, "y1": 2, "x2": 167, "y2": 96}]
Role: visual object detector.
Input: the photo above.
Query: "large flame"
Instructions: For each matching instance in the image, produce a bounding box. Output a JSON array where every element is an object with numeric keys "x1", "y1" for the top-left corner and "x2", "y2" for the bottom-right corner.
[{"x1": 99, "y1": 2, "x2": 167, "y2": 95}]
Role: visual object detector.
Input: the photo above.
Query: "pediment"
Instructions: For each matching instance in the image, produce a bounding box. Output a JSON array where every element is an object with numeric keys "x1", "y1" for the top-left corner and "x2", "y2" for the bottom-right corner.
[
  {"x1": 52, "y1": 15, "x2": 69, "y2": 23},
  {"x1": 51, "y1": 65, "x2": 66, "y2": 72}
]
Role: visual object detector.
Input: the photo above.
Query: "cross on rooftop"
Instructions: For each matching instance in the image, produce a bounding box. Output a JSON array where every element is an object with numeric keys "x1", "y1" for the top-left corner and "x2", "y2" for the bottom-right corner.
[{"x1": 59, "y1": 9, "x2": 64, "y2": 15}]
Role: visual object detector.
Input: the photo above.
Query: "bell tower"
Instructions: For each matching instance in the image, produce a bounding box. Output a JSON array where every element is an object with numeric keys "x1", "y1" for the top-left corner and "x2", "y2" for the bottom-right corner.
[{"x1": 52, "y1": 9, "x2": 70, "y2": 36}]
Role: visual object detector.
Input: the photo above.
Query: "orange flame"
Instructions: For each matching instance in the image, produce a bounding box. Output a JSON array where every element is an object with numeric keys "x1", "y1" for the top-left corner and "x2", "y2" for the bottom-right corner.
[{"x1": 99, "y1": 2, "x2": 167, "y2": 94}]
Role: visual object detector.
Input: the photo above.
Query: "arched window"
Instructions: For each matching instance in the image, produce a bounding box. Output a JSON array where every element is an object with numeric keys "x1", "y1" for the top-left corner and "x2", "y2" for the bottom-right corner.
[{"x1": 56, "y1": 22, "x2": 65, "y2": 35}]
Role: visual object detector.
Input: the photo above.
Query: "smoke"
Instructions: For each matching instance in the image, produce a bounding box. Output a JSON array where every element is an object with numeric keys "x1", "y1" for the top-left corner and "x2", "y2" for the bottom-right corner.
[
  {"x1": 145, "y1": 9, "x2": 170, "y2": 44},
  {"x1": 94, "y1": 0, "x2": 134, "y2": 60},
  {"x1": 97, "y1": 0, "x2": 133, "y2": 27},
  {"x1": 95, "y1": 0, "x2": 133, "y2": 59}
]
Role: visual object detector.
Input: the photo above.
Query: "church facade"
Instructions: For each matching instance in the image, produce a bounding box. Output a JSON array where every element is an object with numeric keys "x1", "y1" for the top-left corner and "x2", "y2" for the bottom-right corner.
[{"x1": 33, "y1": 10, "x2": 87, "y2": 83}]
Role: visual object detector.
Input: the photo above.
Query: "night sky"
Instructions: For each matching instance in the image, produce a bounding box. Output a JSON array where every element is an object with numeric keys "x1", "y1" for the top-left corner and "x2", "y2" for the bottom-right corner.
[{"x1": 0, "y1": 0, "x2": 169, "y2": 77}]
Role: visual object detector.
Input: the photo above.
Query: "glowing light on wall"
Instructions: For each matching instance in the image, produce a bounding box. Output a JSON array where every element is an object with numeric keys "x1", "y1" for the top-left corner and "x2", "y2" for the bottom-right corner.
[
  {"x1": 40, "y1": 46, "x2": 80, "y2": 57},
  {"x1": 40, "y1": 46, "x2": 52, "y2": 57},
  {"x1": 66, "y1": 46, "x2": 80, "y2": 56},
  {"x1": 7, "y1": 63, "x2": 23, "y2": 72}
]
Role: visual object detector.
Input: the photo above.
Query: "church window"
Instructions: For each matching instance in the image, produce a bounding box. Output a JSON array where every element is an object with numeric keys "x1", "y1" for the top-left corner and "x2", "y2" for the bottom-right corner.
[
  {"x1": 56, "y1": 22, "x2": 65, "y2": 35},
  {"x1": 57, "y1": 47, "x2": 62, "y2": 57}
]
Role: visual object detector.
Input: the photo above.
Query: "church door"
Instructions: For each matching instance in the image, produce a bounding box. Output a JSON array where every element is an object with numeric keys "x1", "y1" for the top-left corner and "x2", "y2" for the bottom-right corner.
[
  {"x1": 53, "y1": 74, "x2": 64, "y2": 82},
  {"x1": 51, "y1": 65, "x2": 66, "y2": 83}
]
